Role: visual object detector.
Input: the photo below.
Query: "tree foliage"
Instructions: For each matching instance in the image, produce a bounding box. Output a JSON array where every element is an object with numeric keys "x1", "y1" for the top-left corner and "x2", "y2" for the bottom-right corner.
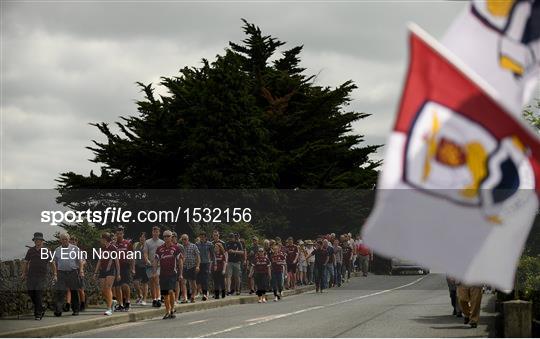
[
  {"x1": 56, "y1": 20, "x2": 380, "y2": 239},
  {"x1": 522, "y1": 99, "x2": 540, "y2": 255}
]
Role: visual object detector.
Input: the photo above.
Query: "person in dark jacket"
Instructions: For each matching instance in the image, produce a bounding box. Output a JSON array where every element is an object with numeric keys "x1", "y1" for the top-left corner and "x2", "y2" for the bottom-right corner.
[
  {"x1": 22, "y1": 232, "x2": 54, "y2": 320},
  {"x1": 446, "y1": 275, "x2": 462, "y2": 317},
  {"x1": 306, "y1": 240, "x2": 329, "y2": 293}
]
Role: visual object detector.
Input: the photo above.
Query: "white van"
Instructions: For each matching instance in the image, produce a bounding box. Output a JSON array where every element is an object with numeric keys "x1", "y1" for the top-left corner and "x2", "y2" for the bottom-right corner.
[{"x1": 390, "y1": 257, "x2": 430, "y2": 275}]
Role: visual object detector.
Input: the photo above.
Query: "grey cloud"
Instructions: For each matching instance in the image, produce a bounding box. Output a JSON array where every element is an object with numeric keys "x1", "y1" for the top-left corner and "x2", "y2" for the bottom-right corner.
[
  {"x1": 5, "y1": 2, "x2": 465, "y2": 59},
  {"x1": 2, "y1": 2, "x2": 466, "y2": 188},
  {"x1": 1, "y1": 190, "x2": 63, "y2": 259}
]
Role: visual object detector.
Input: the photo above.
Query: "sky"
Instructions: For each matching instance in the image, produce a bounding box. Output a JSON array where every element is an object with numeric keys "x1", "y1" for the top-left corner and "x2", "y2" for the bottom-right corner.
[{"x1": 1, "y1": 1, "x2": 471, "y2": 189}]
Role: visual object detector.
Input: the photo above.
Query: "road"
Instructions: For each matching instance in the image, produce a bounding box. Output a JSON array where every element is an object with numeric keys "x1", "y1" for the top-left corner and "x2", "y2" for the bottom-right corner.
[{"x1": 69, "y1": 274, "x2": 497, "y2": 338}]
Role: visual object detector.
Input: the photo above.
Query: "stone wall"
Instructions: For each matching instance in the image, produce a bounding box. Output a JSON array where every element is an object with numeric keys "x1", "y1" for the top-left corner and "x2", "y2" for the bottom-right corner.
[{"x1": 0, "y1": 260, "x2": 102, "y2": 317}]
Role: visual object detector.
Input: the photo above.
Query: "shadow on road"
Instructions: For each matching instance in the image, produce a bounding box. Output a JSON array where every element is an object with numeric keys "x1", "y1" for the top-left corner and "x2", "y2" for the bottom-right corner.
[
  {"x1": 414, "y1": 314, "x2": 464, "y2": 325},
  {"x1": 429, "y1": 325, "x2": 474, "y2": 330},
  {"x1": 413, "y1": 314, "x2": 497, "y2": 337}
]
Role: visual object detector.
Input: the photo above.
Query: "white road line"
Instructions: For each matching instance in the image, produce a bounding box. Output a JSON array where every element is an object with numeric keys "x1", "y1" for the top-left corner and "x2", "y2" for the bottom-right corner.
[
  {"x1": 326, "y1": 275, "x2": 427, "y2": 307},
  {"x1": 245, "y1": 315, "x2": 283, "y2": 322},
  {"x1": 196, "y1": 276, "x2": 427, "y2": 338},
  {"x1": 188, "y1": 319, "x2": 210, "y2": 325}
]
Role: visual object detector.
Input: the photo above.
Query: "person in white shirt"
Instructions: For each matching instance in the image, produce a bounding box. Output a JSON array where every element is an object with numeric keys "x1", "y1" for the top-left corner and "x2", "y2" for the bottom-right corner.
[
  {"x1": 305, "y1": 240, "x2": 316, "y2": 284},
  {"x1": 144, "y1": 226, "x2": 165, "y2": 307}
]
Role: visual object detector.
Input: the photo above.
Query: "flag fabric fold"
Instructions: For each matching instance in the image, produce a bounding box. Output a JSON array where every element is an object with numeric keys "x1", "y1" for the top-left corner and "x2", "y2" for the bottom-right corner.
[{"x1": 442, "y1": 0, "x2": 540, "y2": 115}]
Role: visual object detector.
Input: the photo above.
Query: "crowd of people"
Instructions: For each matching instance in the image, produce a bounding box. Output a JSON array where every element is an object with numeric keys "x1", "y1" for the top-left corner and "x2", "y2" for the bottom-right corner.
[{"x1": 22, "y1": 228, "x2": 373, "y2": 320}]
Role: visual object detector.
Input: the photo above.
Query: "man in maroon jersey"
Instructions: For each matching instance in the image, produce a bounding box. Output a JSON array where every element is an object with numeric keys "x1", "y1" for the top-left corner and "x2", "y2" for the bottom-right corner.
[
  {"x1": 270, "y1": 244, "x2": 286, "y2": 301},
  {"x1": 154, "y1": 230, "x2": 183, "y2": 319},
  {"x1": 284, "y1": 237, "x2": 299, "y2": 290},
  {"x1": 113, "y1": 226, "x2": 134, "y2": 311}
]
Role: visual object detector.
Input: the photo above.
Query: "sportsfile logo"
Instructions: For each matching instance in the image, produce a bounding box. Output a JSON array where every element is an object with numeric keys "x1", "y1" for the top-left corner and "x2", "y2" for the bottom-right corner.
[{"x1": 40, "y1": 207, "x2": 252, "y2": 226}]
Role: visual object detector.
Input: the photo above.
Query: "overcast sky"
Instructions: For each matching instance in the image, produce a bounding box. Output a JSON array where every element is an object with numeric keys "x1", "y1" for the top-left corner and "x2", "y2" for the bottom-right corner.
[{"x1": 1, "y1": 1, "x2": 469, "y2": 189}]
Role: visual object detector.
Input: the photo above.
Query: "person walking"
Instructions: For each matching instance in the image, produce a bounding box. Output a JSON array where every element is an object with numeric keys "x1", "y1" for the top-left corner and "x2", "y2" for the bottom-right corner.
[
  {"x1": 446, "y1": 276, "x2": 462, "y2": 317},
  {"x1": 333, "y1": 239, "x2": 343, "y2": 287},
  {"x1": 94, "y1": 232, "x2": 120, "y2": 316},
  {"x1": 171, "y1": 232, "x2": 183, "y2": 304},
  {"x1": 144, "y1": 226, "x2": 165, "y2": 307},
  {"x1": 52, "y1": 233, "x2": 83, "y2": 317},
  {"x1": 250, "y1": 247, "x2": 271, "y2": 303},
  {"x1": 341, "y1": 239, "x2": 353, "y2": 282},
  {"x1": 22, "y1": 232, "x2": 53, "y2": 320},
  {"x1": 154, "y1": 230, "x2": 183, "y2": 319},
  {"x1": 239, "y1": 237, "x2": 248, "y2": 294},
  {"x1": 225, "y1": 233, "x2": 244, "y2": 295},
  {"x1": 297, "y1": 241, "x2": 308, "y2": 286},
  {"x1": 270, "y1": 244, "x2": 286, "y2": 301},
  {"x1": 67, "y1": 236, "x2": 87, "y2": 312},
  {"x1": 356, "y1": 236, "x2": 372, "y2": 277},
  {"x1": 196, "y1": 231, "x2": 214, "y2": 301},
  {"x1": 323, "y1": 239, "x2": 334, "y2": 288},
  {"x1": 212, "y1": 230, "x2": 226, "y2": 246},
  {"x1": 284, "y1": 237, "x2": 299, "y2": 290},
  {"x1": 212, "y1": 242, "x2": 228, "y2": 299},
  {"x1": 263, "y1": 239, "x2": 272, "y2": 258},
  {"x1": 305, "y1": 240, "x2": 315, "y2": 284},
  {"x1": 133, "y1": 232, "x2": 149, "y2": 306},
  {"x1": 246, "y1": 236, "x2": 259, "y2": 294},
  {"x1": 457, "y1": 283, "x2": 483, "y2": 328},
  {"x1": 112, "y1": 226, "x2": 133, "y2": 311},
  {"x1": 353, "y1": 234, "x2": 361, "y2": 272},
  {"x1": 180, "y1": 234, "x2": 200, "y2": 303},
  {"x1": 306, "y1": 240, "x2": 328, "y2": 293}
]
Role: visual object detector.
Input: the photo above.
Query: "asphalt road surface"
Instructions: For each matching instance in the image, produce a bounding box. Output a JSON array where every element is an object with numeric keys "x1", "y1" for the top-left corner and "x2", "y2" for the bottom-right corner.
[{"x1": 69, "y1": 273, "x2": 497, "y2": 338}]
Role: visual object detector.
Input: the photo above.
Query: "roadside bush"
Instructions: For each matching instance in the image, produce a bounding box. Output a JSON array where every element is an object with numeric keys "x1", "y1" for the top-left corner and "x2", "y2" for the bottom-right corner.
[
  {"x1": 516, "y1": 255, "x2": 540, "y2": 319},
  {"x1": 219, "y1": 222, "x2": 264, "y2": 241}
]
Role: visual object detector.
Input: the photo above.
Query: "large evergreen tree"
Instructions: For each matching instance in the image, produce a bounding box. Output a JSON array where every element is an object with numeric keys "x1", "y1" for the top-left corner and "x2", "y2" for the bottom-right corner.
[{"x1": 57, "y1": 20, "x2": 380, "y2": 237}]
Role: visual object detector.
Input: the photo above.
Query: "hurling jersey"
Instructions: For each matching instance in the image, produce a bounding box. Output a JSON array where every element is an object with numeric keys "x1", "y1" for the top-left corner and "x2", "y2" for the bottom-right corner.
[
  {"x1": 357, "y1": 243, "x2": 370, "y2": 256},
  {"x1": 285, "y1": 244, "x2": 298, "y2": 264},
  {"x1": 342, "y1": 245, "x2": 353, "y2": 262},
  {"x1": 313, "y1": 248, "x2": 328, "y2": 266},
  {"x1": 252, "y1": 255, "x2": 270, "y2": 274},
  {"x1": 155, "y1": 244, "x2": 183, "y2": 276},
  {"x1": 100, "y1": 243, "x2": 117, "y2": 271},
  {"x1": 271, "y1": 250, "x2": 286, "y2": 272},
  {"x1": 114, "y1": 238, "x2": 133, "y2": 266},
  {"x1": 214, "y1": 253, "x2": 227, "y2": 272}
]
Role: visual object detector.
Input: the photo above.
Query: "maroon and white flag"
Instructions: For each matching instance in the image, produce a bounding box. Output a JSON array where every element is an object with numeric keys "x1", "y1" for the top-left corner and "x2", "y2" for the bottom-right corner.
[{"x1": 362, "y1": 22, "x2": 540, "y2": 290}]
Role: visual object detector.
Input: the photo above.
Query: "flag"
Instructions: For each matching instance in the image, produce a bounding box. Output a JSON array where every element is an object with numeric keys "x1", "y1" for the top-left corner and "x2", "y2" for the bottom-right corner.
[
  {"x1": 442, "y1": 0, "x2": 540, "y2": 115},
  {"x1": 362, "y1": 23, "x2": 540, "y2": 291}
]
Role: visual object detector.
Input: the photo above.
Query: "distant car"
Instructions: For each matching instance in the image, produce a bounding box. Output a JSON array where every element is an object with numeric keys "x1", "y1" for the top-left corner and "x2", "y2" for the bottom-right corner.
[{"x1": 390, "y1": 258, "x2": 430, "y2": 275}]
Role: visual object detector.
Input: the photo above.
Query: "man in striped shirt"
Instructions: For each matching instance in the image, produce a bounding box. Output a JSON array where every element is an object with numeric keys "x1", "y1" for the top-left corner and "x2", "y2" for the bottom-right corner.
[{"x1": 180, "y1": 234, "x2": 200, "y2": 303}]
